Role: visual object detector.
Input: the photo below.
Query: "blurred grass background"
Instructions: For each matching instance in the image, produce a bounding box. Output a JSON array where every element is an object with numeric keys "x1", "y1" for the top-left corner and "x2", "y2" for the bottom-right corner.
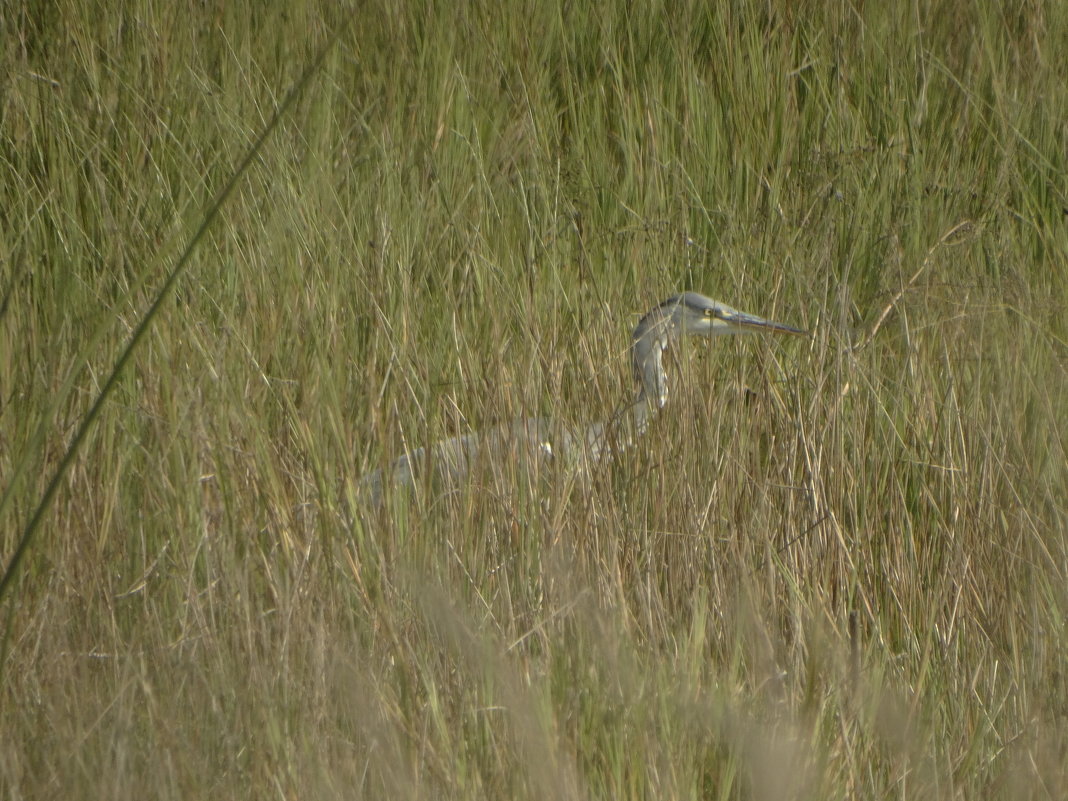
[{"x1": 2, "y1": 1, "x2": 1066, "y2": 798}]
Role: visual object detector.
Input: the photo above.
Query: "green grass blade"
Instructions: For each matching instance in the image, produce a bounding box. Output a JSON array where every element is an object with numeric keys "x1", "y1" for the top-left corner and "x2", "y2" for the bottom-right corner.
[{"x1": 0, "y1": 35, "x2": 340, "y2": 606}]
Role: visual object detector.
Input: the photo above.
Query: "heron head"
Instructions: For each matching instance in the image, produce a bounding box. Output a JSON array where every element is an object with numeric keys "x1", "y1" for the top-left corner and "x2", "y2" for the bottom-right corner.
[{"x1": 672, "y1": 292, "x2": 807, "y2": 339}]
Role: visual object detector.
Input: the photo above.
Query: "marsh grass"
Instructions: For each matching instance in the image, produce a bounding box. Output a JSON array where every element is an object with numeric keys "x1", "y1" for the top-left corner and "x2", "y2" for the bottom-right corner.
[{"x1": 2, "y1": 1, "x2": 1066, "y2": 798}]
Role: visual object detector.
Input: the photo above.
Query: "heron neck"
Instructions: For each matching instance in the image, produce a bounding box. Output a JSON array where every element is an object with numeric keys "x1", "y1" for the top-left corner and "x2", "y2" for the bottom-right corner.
[{"x1": 630, "y1": 303, "x2": 678, "y2": 427}]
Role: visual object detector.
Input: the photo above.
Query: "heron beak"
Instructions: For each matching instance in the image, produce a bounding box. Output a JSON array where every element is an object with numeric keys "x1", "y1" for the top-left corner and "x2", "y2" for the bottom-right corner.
[{"x1": 717, "y1": 309, "x2": 808, "y2": 336}]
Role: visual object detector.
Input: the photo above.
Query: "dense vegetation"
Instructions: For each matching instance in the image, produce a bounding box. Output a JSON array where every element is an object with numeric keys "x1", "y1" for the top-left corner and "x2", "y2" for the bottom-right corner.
[{"x1": 2, "y1": 2, "x2": 1066, "y2": 797}]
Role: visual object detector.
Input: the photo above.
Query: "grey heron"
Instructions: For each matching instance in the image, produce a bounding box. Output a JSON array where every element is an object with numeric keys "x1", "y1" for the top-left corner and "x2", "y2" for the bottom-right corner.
[{"x1": 360, "y1": 292, "x2": 806, "y2": 505}]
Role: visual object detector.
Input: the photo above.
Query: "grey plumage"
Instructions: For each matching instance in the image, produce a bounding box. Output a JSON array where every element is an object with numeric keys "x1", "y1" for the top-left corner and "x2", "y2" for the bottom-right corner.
[{"x1": 360, "y1": 292, "x2": 805, "y2": 505}]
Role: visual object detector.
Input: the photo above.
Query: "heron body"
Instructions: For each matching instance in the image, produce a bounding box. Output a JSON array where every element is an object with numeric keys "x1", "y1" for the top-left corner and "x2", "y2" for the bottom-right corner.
[{"x1": 360, "y1": 292, "x2": 805, "y2": 505}]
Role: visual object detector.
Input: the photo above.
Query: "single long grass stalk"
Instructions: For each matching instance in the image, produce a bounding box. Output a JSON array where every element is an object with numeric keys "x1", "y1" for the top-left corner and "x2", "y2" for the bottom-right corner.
[{"x1": 0, "y1": 36, "x2": 340, "y2": 607}]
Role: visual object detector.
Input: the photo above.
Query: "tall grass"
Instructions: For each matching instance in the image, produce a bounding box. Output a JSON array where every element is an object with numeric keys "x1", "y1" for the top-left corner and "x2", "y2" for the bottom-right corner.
[{"x1": 2, "y1": 1, "x2": 1066, "y2": 798}]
